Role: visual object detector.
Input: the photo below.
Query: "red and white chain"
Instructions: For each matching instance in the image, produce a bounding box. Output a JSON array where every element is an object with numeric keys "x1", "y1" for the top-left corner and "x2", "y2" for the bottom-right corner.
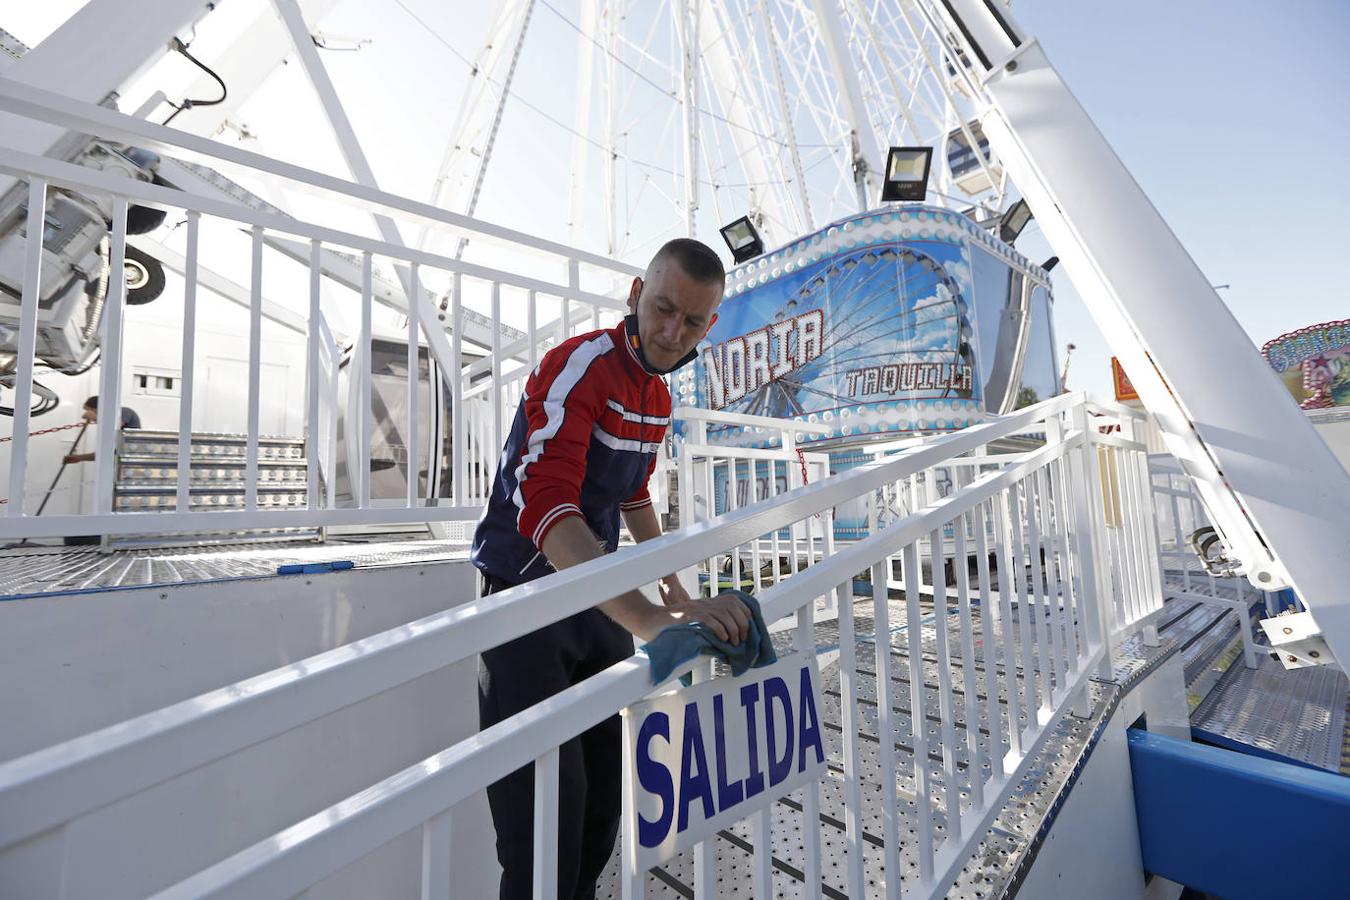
[
  {"x1": 0, "y1": 421, "x2": 85, "y2": 504},
  {"x1": 0, "y1": 421, "x2": 85, "y2": 444}
]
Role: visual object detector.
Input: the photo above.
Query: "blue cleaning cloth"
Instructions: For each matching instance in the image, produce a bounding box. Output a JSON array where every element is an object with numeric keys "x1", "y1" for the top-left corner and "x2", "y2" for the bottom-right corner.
[{"x1": 643, "y1": 590, "x2": 777, "y2": 685}]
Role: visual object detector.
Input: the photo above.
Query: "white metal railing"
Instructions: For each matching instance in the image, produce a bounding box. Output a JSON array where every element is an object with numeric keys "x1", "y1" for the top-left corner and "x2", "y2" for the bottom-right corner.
[
  {"x1": 0, "y1": 392, "x2": 1166, "y2": 898},
  {"x1": 0, "y1": 82, "x2": 635, "y2": 537},
  {"x1": 674, "y1": 408, "x2": 834, "y2": 613}
]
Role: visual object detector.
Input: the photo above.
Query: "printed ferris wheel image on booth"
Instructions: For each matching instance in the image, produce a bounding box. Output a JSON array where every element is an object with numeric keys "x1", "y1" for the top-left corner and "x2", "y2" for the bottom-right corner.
[
  {"x1": 721, "y1": 244, "x2": 977, "y2": 424},
  {"x1": 679, "y1": 207, "x2": 1049, "y2": 450}
]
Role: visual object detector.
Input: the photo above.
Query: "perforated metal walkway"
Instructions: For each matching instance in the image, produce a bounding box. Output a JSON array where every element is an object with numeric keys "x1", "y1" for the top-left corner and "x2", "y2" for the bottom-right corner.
[
  {"x1": 0, "y1": 539, "x2": 470, "y2": 600},
  {"x1": 596, "y1": 591, "x2": 1198, "y2": 899}
]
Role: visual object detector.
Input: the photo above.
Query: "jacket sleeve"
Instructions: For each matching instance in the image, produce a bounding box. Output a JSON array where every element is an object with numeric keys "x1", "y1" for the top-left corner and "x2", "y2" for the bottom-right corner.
[{"x1": 512, "y1": 337, "x2": 609, "y2": 549}]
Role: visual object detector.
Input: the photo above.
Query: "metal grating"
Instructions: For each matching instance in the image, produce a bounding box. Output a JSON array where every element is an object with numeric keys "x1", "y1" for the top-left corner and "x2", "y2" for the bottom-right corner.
[
  {"x1": 1192, "y1": 655, "x2": 1349, "y2": 773},
  {"x1": 0, "y1": 539, "x2": 469, "y2": 599},
  {"x1": 597, "y1": 593, "x2": 1178, "y2": 899}
]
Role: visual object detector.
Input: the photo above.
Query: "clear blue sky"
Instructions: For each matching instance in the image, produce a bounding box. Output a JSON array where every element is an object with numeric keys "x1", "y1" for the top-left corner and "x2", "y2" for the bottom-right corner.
[{"x1": 1011, "y1": 0, "x2": 1350, "y2": 395}]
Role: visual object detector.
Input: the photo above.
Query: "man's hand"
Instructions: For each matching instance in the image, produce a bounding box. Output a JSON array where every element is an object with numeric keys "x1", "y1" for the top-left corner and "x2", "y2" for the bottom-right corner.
[
  {"x1": 63, "y1": 452, "x2": 93, "y2": 464},
  {"x1": 658, "y1": 573, "x2": 691, "y2": 607},
  {"x1": 667, "y1": 592, "x2": 751, "y2": 645},
  {"x1": 545, "y1": 515, "x2": 750, "y2": 645}
]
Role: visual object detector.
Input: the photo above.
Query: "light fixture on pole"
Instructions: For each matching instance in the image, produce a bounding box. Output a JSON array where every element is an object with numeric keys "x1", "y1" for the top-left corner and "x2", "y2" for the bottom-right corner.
[
  {"x1": 998, "y1": 198, "x2": 1033, "y2": 244},
  {"x1": 720, "y1": 215, "x2": 764, "y2": 264},
  {"x1": 880, "y1": 147, "x2": 934, "y2": 202}
]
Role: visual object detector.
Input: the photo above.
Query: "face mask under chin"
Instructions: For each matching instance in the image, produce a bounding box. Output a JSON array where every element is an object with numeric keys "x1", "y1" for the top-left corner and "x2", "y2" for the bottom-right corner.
[{"x1": 624, "y1": 313, "x2": 699, "y2": 376}]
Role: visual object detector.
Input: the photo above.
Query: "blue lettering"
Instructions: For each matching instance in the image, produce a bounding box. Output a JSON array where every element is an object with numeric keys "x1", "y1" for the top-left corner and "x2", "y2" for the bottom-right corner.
[
  {"x1": 740, "y1": 683, "x2": 766, "y2": 798},
  {"x1": 636, "y1": 712, "x2": 675, "y2": 848},
  {"x1": 712, "y1": 694, "x2": 744, "y2": 811},
  {"x1": 797, "y1": 665, "x2": 825, "y2": 772},
  {"x1": 764, "y1": 676, "x2": 795, "y2": 786},
  {"x1": 677, "y1": 701, "x2": 715, "y2": 832}
]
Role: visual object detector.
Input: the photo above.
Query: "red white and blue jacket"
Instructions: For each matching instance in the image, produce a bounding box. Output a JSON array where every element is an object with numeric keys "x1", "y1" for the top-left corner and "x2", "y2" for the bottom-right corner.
[{"x1": 471, "y1": 319, "x2": 670, "y2": 584}]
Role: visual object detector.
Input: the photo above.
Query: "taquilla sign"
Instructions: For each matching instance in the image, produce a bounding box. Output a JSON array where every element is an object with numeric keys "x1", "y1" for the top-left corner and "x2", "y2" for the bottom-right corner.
[{"x1": 621, "y1": 654, "x2": 827, "y2": 871}]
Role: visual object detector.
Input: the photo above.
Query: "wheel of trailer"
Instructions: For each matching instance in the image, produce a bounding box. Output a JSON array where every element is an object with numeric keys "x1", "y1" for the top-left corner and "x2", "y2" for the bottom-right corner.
[
  {"x1": 123, "y1": 245, "x2": 165, "y2": 305},
  {"x1": 125, "y1": 204, "x2": 167, "y2": 235},
  {"x1": 125, "y1": 175, "x2": 171, "y2": 235}
]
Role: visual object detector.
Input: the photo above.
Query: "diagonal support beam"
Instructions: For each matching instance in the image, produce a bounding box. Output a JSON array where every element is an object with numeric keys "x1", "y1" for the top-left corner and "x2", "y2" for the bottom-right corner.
[
  {"x1": 268, "y1": 0, "x2": 459, "y2": 383},
  {"x1": 929, "y1": 0, "x2": 1350, "y2": 669}
]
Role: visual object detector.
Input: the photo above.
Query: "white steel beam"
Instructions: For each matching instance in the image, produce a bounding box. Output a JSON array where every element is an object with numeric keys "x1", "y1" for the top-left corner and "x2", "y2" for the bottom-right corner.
[
  {"x1": 700, "y1": 0, "x2": 800, "y2": 241},
  {"x1": 453, "y1": 0, "x2": 537, "y2": 258},
  {"x1": 0, "y1": 79, "x2": 641, "y2": 277},
  {"x1": 0, "y1": 0, "x2": 217, "y2": 201},
  {"x1": 759, "y1": 1, "x2": 814, "y2": 230},
  {"x1": 809, "y1": 0, "x2": 884, "y2": 209},
  {"x1": 566, "y1": 0, "x2": 600, "y2": 245},
  {"x1": 163, "y1": 0, "x2": 343, "y2": 137},
  {"x1": 675, "y1": 0, "x2": 701, "y2": 233},
  {"x1": 929, "y1": 0, "x2": 1350, "y2": 667},
  {"x1": 417, "y1": 0, "x2": 531, "y2": 253},
  {"x1": 267, "y1": 0, "x2": 469, "y2": 403}
]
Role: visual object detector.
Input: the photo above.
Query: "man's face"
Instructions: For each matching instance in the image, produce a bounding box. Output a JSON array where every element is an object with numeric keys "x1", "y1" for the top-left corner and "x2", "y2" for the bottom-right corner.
[
  {"x1": 82, "y1": 405, "x2": 97, "y2": 424},
  {"x1": 626, "y1": 260, "x2": 721, "y2": 372}
]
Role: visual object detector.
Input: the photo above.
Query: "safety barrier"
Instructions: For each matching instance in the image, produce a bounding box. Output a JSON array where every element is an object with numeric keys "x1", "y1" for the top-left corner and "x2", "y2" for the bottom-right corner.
[
  {"x1": 673, "y1": 407, "x2": 833, "y2": 613},
  {"x1": 0, "y1": 391, "x2": 1167, "y2": 898},
  {"x1": 0, "y1": 80, "x2": 634, "y2": 536}
]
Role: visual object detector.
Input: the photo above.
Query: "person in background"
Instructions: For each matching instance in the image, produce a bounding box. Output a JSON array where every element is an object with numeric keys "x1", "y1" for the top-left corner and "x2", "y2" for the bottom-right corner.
[{"x1": 63, "y1": 396, "x2": 141, "y2": 464}]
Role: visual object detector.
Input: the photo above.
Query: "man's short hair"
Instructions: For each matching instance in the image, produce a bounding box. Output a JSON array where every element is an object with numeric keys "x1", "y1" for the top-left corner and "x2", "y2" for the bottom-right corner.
[{"x1": 652, "y1": 238, "x2": 726, "y2": 286}]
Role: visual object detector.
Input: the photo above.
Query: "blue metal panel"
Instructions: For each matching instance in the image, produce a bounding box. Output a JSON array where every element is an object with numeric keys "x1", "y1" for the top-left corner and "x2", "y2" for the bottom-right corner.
[{"x1": 1128, "y1": 729, "x2": 1350, "y2": 898}]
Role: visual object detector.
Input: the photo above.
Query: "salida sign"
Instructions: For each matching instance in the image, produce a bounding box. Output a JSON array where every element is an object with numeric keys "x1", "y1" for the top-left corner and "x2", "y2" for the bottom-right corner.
[{"x1": 621, "y1": 655, "x2": 827, "y2": 871}]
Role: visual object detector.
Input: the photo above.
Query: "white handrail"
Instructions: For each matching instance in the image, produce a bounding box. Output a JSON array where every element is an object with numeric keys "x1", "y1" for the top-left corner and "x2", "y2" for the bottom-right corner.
[
  {"x1": 0, "y1": 393, "x2": 1084, "y2": 846},
  {"x1": 0, "y1": 95, "x2": 636, "y2": 537},
  {"x1": 143, "y1": 398, "x2": 1148, "y2": 900},
  {"x1": 0, "y1": 78, "x2": 642, "y2": 278},
  {"x1": 0, "y1": 389, "x2": 1176, "y2": 900}
]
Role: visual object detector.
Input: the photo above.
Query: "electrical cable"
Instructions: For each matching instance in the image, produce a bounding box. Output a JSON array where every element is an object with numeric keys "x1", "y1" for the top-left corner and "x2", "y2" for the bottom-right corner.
[
  {"x1": 162, "y1": 37, "x2": 228, "y2": 126},
  {"x1": 0, "y1": 377, "x2": 60, "y2": 418}
]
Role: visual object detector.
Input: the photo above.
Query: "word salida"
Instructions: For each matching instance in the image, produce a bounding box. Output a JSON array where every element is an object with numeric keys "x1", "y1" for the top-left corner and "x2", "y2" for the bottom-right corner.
[
  {"x1": 844, "y1": 362, "x2": 972, "y2": 396},
  {"x1": 634, "y1": 667, "x2": 825, "y2": 848},
  {"x1": 703, "y1": 309, "x2": 824, "y2": 409}
]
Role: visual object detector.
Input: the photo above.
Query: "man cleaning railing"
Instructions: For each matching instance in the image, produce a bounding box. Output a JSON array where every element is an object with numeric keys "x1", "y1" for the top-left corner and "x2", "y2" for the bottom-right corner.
[{"x1": 470, "y1": 238, "x2": 756, "y2": 899}]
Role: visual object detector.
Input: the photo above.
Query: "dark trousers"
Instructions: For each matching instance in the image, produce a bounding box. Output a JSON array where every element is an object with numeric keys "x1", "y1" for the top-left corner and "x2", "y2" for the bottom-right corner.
[{"x1": 478, "y1": 574, "x2": 634, "y2": 900}]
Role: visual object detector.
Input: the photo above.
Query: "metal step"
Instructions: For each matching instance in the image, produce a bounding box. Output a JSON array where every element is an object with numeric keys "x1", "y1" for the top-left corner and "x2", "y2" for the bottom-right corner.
[{"x1": 110, "y1": 430, "x2": 317, "y2": 548}]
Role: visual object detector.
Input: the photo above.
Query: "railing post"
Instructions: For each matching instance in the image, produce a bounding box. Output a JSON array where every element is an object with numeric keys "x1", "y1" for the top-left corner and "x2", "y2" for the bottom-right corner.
[
  {"x1": 1070, "y1": 402, "x2": 1114, "y2": 683},
  {"x1": 94, "y1": 198, "x2": 129, "y2": 515},
  {"x1": 451, "y1": 275, "x2": 466, "y2": 505},
  {"x1": 532, "y1": 747, "x2": 560, "y2": 900},
  {"x1": 305, "y1": 238, "x2": 322, "y2": 510},
  {"x1": 177, "y1": 211, "x2": 202, "y2": 515},
  {"x1": 357, "y1": 250, "x2": 374, "y2": 509},
  {"x1": 6, "y1": 179, "x2": 47, "y2": 518},
  {"x1": 407, "y1": 262, "x2": 421, "y2": 508},
  {"x1": 491, "y1": 282, "x2": 504, "y2": 458},
  {"x1": 420, "y1": 810, "x2": 452, "y2": 900}
]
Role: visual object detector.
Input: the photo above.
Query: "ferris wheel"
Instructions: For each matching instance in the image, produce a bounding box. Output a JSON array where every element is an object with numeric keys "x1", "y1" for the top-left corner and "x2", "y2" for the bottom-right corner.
[{"x1": 408, "y1": 0, "x2": 1011, "y2": 263}]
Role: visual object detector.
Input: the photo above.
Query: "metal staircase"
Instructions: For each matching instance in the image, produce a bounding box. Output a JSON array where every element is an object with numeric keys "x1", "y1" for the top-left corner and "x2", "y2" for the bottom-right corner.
[{"x1": 110, "y1": 430, "x2": 318, "y2": 548}]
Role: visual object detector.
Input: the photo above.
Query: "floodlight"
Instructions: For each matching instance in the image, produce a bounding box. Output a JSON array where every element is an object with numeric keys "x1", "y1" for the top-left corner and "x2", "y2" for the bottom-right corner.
[
  {"x1": 880, "y1": 146, "x2": 934, "y2": 202},
  {"x1": 720, "y1": 216, "x2": 764, "y2": 264},
  {"x1": 998, "y1": 199, "x2": 1033, "y2": 244},
  {"x1": 1041, "y1": 256, "x2": 1059, "y2": 272}
]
